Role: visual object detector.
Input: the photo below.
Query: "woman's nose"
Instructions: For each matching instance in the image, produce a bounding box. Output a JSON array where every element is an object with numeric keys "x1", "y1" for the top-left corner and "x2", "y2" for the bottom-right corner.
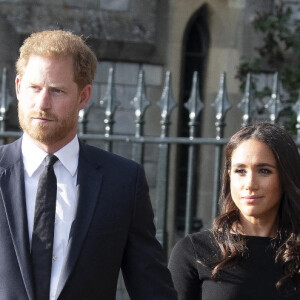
[{"x1": 245, "y1": 173, "x2": 258, "y2": 190}]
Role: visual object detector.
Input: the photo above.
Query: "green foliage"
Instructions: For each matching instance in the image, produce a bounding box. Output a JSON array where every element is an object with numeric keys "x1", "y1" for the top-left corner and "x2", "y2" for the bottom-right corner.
[{"x1": 236, "y1": 4, "x2": 300, "y2": 132}]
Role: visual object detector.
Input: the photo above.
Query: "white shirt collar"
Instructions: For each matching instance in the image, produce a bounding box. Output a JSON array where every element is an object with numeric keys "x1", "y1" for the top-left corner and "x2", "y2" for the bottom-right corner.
[{"x1": 22, "y1": 133, "x2": 79, "y2": 177}]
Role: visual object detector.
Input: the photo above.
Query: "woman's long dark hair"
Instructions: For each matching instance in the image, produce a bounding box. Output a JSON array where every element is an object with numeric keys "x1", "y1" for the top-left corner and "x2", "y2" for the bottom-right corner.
[{"x1": 212, "y1": 123, "x2": 300, "y2": 290}]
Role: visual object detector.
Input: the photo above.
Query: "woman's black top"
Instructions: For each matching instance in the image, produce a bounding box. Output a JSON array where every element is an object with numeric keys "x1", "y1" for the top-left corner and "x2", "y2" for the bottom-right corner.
[{"x1": 169, "y1": 230, "x2": 299, "y2": 300}]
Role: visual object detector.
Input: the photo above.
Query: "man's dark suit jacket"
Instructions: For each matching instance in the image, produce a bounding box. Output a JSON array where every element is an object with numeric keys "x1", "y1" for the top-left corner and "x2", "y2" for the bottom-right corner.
[{"x1": 0, "y1": 138, "x2": 177, "y2": 300}]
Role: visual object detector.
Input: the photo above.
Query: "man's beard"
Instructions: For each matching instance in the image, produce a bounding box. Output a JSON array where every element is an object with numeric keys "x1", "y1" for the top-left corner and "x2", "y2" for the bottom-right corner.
[{"x1": 18, "y1": 106, "x2": 78, "y2": 145}]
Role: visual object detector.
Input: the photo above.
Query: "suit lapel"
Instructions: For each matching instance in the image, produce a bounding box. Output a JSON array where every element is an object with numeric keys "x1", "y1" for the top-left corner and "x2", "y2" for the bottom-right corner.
[
  {"x1": 56, "y1": 143, "x2": 103, "y2": 297},
  {"x1": 0, "y1": 139, "x2": 35, "y2": 300}
]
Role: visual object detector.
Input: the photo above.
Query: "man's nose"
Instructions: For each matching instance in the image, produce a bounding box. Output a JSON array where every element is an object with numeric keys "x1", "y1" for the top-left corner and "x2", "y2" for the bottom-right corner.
[{"x1": 35, "y1": 89, "x2": 51, "y2": 110}]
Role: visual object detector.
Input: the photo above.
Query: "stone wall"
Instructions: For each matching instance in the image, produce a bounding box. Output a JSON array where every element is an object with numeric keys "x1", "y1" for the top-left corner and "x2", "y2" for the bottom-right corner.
[{"x1": 0, "y1": 0, "x2": 164, "y2": 63}]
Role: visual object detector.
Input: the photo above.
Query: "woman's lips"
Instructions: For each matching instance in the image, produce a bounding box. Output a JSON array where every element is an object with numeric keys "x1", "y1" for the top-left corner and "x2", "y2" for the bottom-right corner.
[{"x1": 242, "y1": 195, "x2": 263, "y2": 203}]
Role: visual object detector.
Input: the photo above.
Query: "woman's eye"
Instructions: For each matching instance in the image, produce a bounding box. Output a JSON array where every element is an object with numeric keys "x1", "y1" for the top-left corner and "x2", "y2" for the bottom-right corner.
[
  {"x1": 234, "y1": 168, "x2": 246, "y2": 174},
  {"x1": 259, "y1": 168, "x2": 271, "y2": 175}
]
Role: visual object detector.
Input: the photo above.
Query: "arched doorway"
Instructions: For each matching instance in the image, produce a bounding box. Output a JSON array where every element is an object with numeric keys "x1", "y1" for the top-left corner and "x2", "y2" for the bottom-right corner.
[{"x1": 175, "y1": 4, "x2": 209, "y2": 233}]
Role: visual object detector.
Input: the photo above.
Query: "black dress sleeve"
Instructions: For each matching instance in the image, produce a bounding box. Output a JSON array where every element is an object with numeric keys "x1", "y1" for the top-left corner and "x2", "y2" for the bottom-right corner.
[{"x1": 169, "y1": 235, "x2": 201, "y2": 300}]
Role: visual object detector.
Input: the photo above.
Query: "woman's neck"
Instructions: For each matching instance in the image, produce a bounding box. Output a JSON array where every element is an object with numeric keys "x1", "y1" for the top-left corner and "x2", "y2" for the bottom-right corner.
[{"x1": 235, "y1": 216, "x2": 278, "y2": 237}]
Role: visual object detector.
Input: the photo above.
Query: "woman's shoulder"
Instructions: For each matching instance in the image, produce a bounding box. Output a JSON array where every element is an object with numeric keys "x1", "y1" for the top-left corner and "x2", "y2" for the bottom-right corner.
[
  {"x1": 173, "y1": 230, "x2": 214, "y2": 248},
  {"x1": 172, "y1": 230, "x2": 219, "y2": 262},
  {"x1": 189, "y1": 229, "x2": 215, "y2": 243},
  {"x1": 189, "y1": 230, "x2": 219, "y2": 258}
]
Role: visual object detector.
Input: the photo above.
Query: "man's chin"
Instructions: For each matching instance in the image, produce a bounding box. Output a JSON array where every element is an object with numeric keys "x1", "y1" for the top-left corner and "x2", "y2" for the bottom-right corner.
[
  {"x1": 20, "y1": 117, "x2": 77, "y2": 145},
  {"x1": 26, "y1": 131, "x2": 59, "y2": 144},
  {"x1": 22, "y1": 125, "x2": 60, "y2": 144}
]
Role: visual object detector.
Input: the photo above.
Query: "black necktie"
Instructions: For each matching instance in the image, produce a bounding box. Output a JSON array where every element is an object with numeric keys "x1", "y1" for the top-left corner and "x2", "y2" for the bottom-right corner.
[{"x1": 31, "y1": 154, "x2": 58, "y2": 300}]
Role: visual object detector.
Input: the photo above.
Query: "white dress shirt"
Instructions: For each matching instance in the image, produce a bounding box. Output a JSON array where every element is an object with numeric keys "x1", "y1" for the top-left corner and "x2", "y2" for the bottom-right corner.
[{"x1": 22, "y1": 133, "x2": 79, "y2": 300}]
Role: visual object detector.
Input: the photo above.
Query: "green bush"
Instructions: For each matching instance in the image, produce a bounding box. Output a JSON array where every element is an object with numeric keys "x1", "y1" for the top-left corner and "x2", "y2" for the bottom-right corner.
[{"x1": 236, "y1": 4, "x2": 300, "y2": 132}]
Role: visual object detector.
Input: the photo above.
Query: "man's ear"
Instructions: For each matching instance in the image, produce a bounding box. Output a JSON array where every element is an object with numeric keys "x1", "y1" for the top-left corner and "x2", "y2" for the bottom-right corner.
[
  {"x1": 15, "y1": 75, "x2": 21, "y2": 100},
  {"x1": 78, "y1": 84, "x2": 92, "y2": 110}
]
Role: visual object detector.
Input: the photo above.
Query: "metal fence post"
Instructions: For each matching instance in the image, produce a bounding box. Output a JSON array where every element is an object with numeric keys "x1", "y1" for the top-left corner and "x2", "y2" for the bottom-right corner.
[
  {"x1": 131, "y1": 69, "x2": 150, "y2": 163},
  {"x1": 292, "y1": 90, "x2": 300, "y2": 146},
  {"x1": 265, "y1": 72, "x2": 285, "y2": 124},
  {"x1": 155, "y1": 71, "x2": 176, "y2": 249},
  {"x1": 184, "y1": 71, "x2": 204, "y2": 235},
  {"x1": 100, "y1": 67, "x2": 120, "y2": 152},
  {"x1": 211, "y1": 72, "x2": 231, "y2": 219},
  {"x1": 78, "y1": 109, "x2": 88, "y2": 135},
  {"x1": 0, "y1": 67, "x2": 8, "y2": 133},
  {"x1": 238, "y1": 73, "x2": 255, "y2": 127}
]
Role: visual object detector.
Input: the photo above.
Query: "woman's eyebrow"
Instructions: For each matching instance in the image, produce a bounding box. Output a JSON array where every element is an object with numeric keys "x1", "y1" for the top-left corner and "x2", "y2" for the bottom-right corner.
[{"x1": 231, "y1": 162, "x2": 276, "y2": 168}]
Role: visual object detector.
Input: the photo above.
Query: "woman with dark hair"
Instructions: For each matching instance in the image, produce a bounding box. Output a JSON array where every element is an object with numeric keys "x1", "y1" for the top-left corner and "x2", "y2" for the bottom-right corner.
[{"x1": 169, "y1": 123, "x2": 300, "y2": 299}]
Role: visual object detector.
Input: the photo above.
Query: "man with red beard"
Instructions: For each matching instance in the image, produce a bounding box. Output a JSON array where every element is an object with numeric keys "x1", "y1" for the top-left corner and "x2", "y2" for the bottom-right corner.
[{"x1": 0, "y1": 30, "x2": 177, "y2": 300}]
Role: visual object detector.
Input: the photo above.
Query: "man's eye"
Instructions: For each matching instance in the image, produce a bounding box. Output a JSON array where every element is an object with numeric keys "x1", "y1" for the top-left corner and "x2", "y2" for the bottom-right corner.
[
  {"x1": 30, "y1": 86, "x2": 39, "y2": 91},
  {"x1": 53, "y1": 89, "x2": 63, "y2": 94}
]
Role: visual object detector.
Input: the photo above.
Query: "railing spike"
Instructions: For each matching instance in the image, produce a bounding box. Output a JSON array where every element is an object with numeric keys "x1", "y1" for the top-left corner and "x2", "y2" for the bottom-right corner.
[
  {"x1": 157, "y1": 71, "x2": 176, "y2": 137},
  {"x1": 99, "y1": 67, "x2": 120, "y2": 151},
  {"x1": 238, "y1": 73, "x2": 255, "y2": 127},
  {"x1": 100, "y1": 67, "x2": 120, "y2": 139},
  {"x1": 264, "y1": 72, "x2": 285, "y2": 124},
  {"x1": 131, "y1": 69, "x2": 150, "y2": 125},
  {"x1": 184, "y1": 71, "x2": 204, "y2": 131},
  {"x1": 212, "y1": 72, "x2": 231, "y2": 139}
]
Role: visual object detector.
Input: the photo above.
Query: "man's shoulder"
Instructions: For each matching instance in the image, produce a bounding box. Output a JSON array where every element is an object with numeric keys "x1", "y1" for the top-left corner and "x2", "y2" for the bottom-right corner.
[
  {"x1": 0, "y1": 138, "x2": 22, "y2": 169},
  {"x1": 79, "y1": 140, "x2": 141, "y2": 170}
]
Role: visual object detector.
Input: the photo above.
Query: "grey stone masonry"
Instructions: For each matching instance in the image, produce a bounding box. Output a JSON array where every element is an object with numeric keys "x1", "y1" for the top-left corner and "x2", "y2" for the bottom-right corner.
[
  {"x1": 0, "y1": 0, "x2": 162, "y2": 63},
  {"x1": 100, "y1": 0, "x2": 130, "y2": 11},
  {"x1": 0, "y1": 2, "x2": 153, "y2": 41}
]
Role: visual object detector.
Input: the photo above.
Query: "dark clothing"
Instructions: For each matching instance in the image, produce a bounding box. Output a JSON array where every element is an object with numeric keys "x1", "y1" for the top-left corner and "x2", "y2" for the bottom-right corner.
[
  {"x1": 0, "y1": 137, "x2": 177, "y2": 300},
  {"x1": 169, "y1": 230, "x2": 299, "y2": 300}
]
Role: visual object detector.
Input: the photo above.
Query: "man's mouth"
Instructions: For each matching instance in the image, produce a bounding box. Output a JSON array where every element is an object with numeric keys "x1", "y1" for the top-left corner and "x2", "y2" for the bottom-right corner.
[{"x1": 32, "y1": 117, "x2": 53, "y2": 123}]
